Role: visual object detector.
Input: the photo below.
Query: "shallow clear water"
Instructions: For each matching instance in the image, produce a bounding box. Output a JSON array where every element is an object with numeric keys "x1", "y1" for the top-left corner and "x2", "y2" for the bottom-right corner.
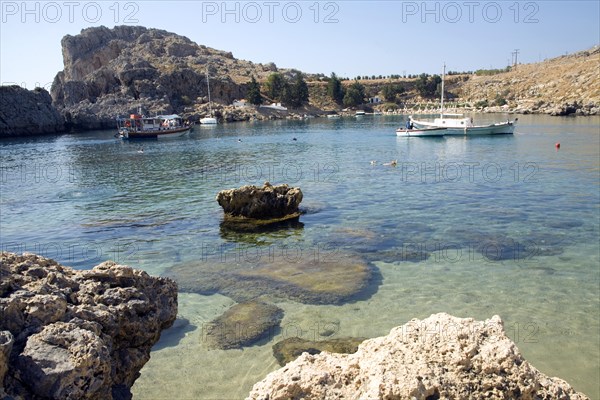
[{"x1": 1, "y1": 114, "x2": 598, "y2": 398}]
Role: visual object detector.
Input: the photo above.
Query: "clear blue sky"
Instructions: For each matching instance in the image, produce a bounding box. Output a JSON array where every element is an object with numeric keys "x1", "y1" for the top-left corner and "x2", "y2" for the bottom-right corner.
[{"x1": 1, "y1": 1, "x2": 599, "y2": 90}]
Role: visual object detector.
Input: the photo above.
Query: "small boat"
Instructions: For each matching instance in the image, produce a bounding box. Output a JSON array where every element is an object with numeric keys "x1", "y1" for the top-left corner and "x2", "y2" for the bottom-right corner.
[
  {"x1": 117, "y1": 111, "x2": 190, "y2": 139},
  {"x1": 355, "y1": 110, "x2": 366, "y2": 117},
  {"x1": 410, "y1": 64, "x2": 517, "y2": 135},
  {"x1": 396, "y1": 127, "x2": 447, "y2": 137},
  {"x1": 200, "y1": 66, "x2": 218, "y2": 125},
  {"x1": 327, "y1": 114, "x2": 341, "y2": 119}
]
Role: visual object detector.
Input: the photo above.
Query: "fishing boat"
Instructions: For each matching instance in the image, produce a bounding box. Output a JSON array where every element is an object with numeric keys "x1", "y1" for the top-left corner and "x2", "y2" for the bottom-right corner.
[
  {"x1": 410, "y1": 64, "x2": 517, "y2": 135},
  {"x1": 200, "y1": 66, "x2": 218, "y2": 125},
  {"x1": 396, "y1": 127, "x2": 447, "y2": 137},
  {"x1": 117, "y1": 111, "x2": 190, "y2": 139}
]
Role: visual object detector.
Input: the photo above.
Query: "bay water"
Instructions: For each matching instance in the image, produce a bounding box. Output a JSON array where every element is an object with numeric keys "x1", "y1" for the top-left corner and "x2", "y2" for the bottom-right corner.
[{"x1": 1, "y1": 114, "x2": 598, "y2": 398}]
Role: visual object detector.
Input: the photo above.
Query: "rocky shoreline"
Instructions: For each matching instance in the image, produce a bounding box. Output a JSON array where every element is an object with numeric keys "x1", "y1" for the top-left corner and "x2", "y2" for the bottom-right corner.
[
  {"x1": 0, "y1": 252, "x2": 177, "y2": 399},
  {"x1": 248, "y1": 313, "x2": 589, "y2": 399}
]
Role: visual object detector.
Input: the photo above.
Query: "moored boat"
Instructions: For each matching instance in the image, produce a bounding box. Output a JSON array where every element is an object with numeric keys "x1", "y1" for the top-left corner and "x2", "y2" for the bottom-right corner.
[
  {"x1": 200, "y1": 66, "x2": 218, "y2": 125},
  {"x1": 117, "y1": 112, "x2": 190, "y2": 139},
  {"x1": 409, "y1": 64, "x2": 517, "y2": 135}
]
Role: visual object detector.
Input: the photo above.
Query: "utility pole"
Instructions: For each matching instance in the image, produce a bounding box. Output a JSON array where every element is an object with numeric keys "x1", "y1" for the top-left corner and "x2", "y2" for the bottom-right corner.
[{"x1": 512, "y1": 49, "x2": 520, "y2": 69}]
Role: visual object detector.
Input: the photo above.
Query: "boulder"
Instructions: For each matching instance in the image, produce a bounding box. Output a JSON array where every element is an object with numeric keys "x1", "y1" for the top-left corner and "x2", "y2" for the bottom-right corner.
[
  {"x1": 0, "y1": 252, "x2": 178, "y2": 400},
  {"x1": 216, "y1": 182, "x2": 303, "y2": 220},
  {"x1": 204, "y1": 301, "x2": 283, "y2": 350},
  {"x1": 247, "y1": 313, "x2": 589, "y2": 400}
]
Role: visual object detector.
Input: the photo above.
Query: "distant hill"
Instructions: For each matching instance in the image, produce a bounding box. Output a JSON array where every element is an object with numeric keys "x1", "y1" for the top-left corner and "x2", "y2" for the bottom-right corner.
[{"x1": 453, "y1": 46, "x2": 600, "y2": 115}]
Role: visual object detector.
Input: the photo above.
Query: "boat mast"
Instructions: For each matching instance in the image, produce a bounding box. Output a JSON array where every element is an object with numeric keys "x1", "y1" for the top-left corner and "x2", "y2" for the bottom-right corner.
[
  {"x1": 440, "y1": 63, "x2": 445, "y2": 118},
  {"x1": 206, "y1": 66, "x2": 212, "y2": 116}
]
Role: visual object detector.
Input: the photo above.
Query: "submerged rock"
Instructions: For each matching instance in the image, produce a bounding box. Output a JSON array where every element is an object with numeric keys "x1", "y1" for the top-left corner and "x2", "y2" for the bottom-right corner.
[
  {"x1": 217, "y1": 182, "x2": 303, "y2": 221},
  {"x1": 204, "y1": 301, "x2": 283, "y2": 350},
  {"x1": 0, "y1": 252, "x2": 177, "y2": 400},
  {"x1": 248, "y1": 313, "x2": 589, "y2": 400},
  {"x1": 163, "y1": 250, "x2": 373, "y2": 305},
  {"x1": 272, "y1": 337, "x2": 366, "y2": 366}
]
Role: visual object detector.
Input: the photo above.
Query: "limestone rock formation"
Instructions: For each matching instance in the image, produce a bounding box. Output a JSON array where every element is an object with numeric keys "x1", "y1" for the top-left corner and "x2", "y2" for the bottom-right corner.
[
  {"x1": 217, "y1": 182, "x2": 303, "y2": 220},
  {"x1": 0, "y1": 86, "x2": 65, "y2": 136},
  {"x1": 49, "y1": 25, "x2": 304, "y2": 130},
  {"x1": 247, "y1": 313, "x2": 589, "y2": 400},
  {"x1": 204, "y1": 301, "x2": 283, "y2": 350},
  {"x1": 0, "y1": 252, "x2": 178, "y2": 400}
]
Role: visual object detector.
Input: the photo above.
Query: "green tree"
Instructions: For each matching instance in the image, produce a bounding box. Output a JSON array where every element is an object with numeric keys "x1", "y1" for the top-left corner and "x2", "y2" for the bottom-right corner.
[
  {"x1": 343, "y1": 81, "x2": 365, "y2": 107},
  {"x1": 265, "y1": 72, "x2": 286, "y2": 100},
  {"x1": 245, "y1": 76, "x2": 263, "y2": 105},
  {"x1": 291, "y1": 71, "x2": 309, "y2": 107},
  {"x1": 327, "y1": 72, "x2": 344, "y2": 104},
  {"x1": 381, "y1": 84, "x2": 405, "y2": 102},
  {"x1": 416, "y1": 74, "x2": 442, "y2": 98}
]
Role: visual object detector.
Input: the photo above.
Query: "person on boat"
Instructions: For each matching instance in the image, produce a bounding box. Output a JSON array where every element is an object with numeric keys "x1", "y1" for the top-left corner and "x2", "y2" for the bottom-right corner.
[{"x1": 406, "y1": 120, "x2": 413, "y2": 130}]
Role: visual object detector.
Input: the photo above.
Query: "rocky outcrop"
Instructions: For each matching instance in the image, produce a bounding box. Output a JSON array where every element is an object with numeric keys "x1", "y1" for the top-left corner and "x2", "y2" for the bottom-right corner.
[
  {"x1": 217, "y1": 182, "x2": 303, "y2": 220},
  {"x1": 0, "y1": 252, "x2": 177, "y2": 400},
  {"x1": 50, "y1": 25, "x2": 303, "y2": 130},
  {"x1": 0, "y1": 86, "x2": 65, "y2": 136},
  {"x1": 248, "y1": 313, "x2": 589, "y2": 400}
]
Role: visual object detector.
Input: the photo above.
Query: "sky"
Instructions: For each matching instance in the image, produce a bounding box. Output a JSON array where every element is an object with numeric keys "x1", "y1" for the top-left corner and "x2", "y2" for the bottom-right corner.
[{"x1": 1, "y1": 0, "x2": 599, "y2": 90}]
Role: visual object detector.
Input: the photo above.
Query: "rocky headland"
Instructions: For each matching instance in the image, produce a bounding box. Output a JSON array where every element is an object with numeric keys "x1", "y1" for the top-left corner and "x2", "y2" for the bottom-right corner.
[
  {"x1": 0, "y1": 252, "x2": 177, "y2": 400},
  {"x1": 247, "y1": 313, "x2": 589, "y2": 400},
  {"x1": 0, "y1": 86, "x2": 65, "y2": 137}
]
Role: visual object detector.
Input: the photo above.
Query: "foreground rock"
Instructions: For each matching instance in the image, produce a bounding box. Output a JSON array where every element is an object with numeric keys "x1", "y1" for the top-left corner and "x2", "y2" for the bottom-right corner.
[
  {"x1": 204, "y1": 301, "x2": 283, "y2": 350},
  {"x1": 0, "y1": 86, "x2": 65, "y2": 136},
  {"x1": 217, "y1": 182, "x2": 303, "y2": 220},
  {"x1": 248, "y1": 313, "x2": 589, "y2": 400},
  {"x1": 0, "y1": 252, "x2": 177, "y2": 400},
  {"x1": 163, "y1": 250, "x2": 373, "y2": 305}
]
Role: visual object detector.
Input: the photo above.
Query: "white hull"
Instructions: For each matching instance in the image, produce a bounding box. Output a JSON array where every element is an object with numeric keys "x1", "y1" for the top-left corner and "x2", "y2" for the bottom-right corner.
[
  {"x1": 200, "y1": 117, "x2": 218, "y2": 125},
  {"x1": 411, "y1": 119, "x2": 516, "y2": 135},
  {"x1": 396, "y1": 127, "x2": 447, "y2": 137},
  {"x1": 119, "y1": 126, "x2": 190, "y2": 139}
]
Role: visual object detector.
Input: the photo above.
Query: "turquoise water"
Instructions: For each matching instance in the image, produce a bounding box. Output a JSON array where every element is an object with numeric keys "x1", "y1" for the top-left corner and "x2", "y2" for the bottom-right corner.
[{"x1": 1, "y1": 114, "x2": 598, "y2": 398}]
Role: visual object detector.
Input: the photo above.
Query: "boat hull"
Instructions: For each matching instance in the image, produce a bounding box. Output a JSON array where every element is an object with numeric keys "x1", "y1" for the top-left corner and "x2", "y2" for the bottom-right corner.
[
  {"x1": 200, "y1": 117, "x2": 218, "y2": 125},
  {"x1": 411, "y1": 119, "x2": 516, "y2": 135},
  {"x1": 120, "y1": 126, "x2": 191, "y2": 139},
  {"x1": 396, "y1": 127, "x2": 447, "y2": 137}
]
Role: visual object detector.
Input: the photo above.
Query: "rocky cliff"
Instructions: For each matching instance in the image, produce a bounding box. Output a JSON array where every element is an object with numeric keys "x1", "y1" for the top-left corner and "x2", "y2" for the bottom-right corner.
[
  {"x1": 0, "y1": 252, "x2": 178, "y2": 400},
  {"x1": 50, "y1": 25, "x2": 293, "y2": 129},
  {"x1": 248, "y1": 313, "x2": 589, "y2": 400},
  {"x1": 0, "y1": 86, "x2": 65, "y2": 137}
]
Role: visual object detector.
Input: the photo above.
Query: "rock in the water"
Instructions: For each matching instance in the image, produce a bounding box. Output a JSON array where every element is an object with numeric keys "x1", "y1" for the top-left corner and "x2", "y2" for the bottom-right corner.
[
  {"x1": 0, "y1": 252, "x2": 178, "y2": 400},
  {"x1": 204, "y1": 301, "x2": 283, "y2": 349},
  {"x1": 247, "y1": 313, "x2": 589, "y2": 400},
  {"x1": 0, "y1": 86, "x2": 65, "y2": 136},
  {"x1": 163, "y1": 251, "x2": 373, "y2": 305},
  {"x1": 272, "y1": 337, "x2": 366, "y2": 366},
  {"x1": 216, "y1": 182, "x2": 303, "y2": 220}
]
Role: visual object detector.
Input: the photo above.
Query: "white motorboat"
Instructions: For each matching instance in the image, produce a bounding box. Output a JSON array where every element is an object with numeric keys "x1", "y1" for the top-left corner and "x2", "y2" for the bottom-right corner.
[{"x1": 410, "y1": 64, "x2": 517, "y2": 135}]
